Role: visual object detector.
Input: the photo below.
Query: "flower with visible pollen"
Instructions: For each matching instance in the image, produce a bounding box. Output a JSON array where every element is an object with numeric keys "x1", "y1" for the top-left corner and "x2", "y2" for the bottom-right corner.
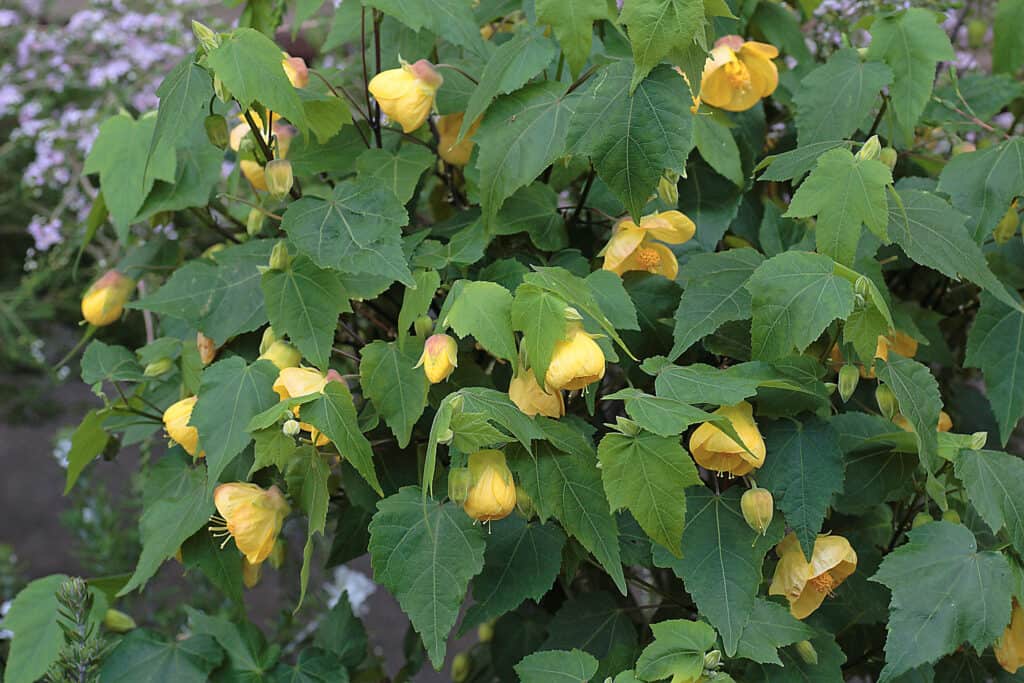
[
  {"x1": 601, "y1": 211, "x2": 696, "y2": 280},
  {"x1": 81, "y1": 270, "x2": 134, "y2": 327},
  {"x1": 544, "y1": 322, "x2": 606, "y2": 391},
  {"x1": 210, "y1": 483, "x2": 291, "y2": 565},
  {"x1": 996, "y1": 600, "x2": 1024, "y2": 673},
  {"x1": 281, "y1": 53, "x2": 308, "y2": 88},
  {"x1": 228, "y1": 112, "x2": 294, "y2": 191},
  {"x1": 769, "y1": 532, "x2": 857, "y2": 619},
  {"x1": 699, "y1": 35, "x2": 778, "y2": 112},
  {"x1": 163, "y1": 396, "x2": 203, "y2": 458},
  {"x1": 368, "y1": 59, "x2": 443, "y2": 133},
  {"x1": 509, "y1": 367, "x2": 564, "y2": 418},
  {"x1": 689, "y1": 401, "x2": 766, "y2": 476},
  {"x1": 436, "y1": 112, "x2": 480, "y2": 166},
  {"x1": 416, "y1": 333, "x2": 458, "y2": 384},
  {"x1": 463, "y1": 450, "x2": 517, "y2": 522},
  {"x1": 272, "y1": 367, "x2": 341, "y2": 446}
]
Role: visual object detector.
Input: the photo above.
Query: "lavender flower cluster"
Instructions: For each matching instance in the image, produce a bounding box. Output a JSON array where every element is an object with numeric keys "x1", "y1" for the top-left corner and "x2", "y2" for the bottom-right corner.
[{"x1": 2, "y1": 0, "x2": 217, "y2": 256}]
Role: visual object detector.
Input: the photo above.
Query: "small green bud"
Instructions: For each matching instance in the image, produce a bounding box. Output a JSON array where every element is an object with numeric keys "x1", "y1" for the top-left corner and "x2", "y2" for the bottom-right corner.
[
  {"x1": 879, "y1": 146, "x2": 898, "y2": 170},
  {"x1": 191, "y1": 20, "x2": 220, "y2": 53},
  {"x1": 912, "y1": 511, "x2": 933, "y2": 528},
  {"x1": 967, "y1": 19, "x2": 987, "y2": 48},
  {"x1": 103, "y1": 608, "x2": 137, "y2": 633},
  {"x1": 282, "y1": 419, "x2": 301, "y2": 436},
  {"x1": 838, "y1": 364, "x2": 860, "y2": 402},
  {"x1": 794, "y1": 640, "x2": 818, "y2": 665},
  {"x1": 657, "y1": 171, "x2": 680, "y2": 205},
  {"x1": 448, "y1": 467, "x2": 471, "y2": 504},
  {"x1": 740, "y1": 486, "x2": 774, "y2": 536},
  {"x1": 515, "y1": 484, "x2": 536, "y2": 520},
  {"x1": 952, "y1": 141, "x2": 976, "y2": 156},
  {"x1": 260, "y1": 327, "x2": 278, "y2": 354},
  {"x1": 994, "y1": 203, "x2": 1020, "y2": 244},
  {"x1": 857, "y1": 135, "x2": 881, "y2": 161},
  {"x1": 477, "y1": 621, "x2": 495, "y2": 643},
  {"x1": 246, "y1": 208, "x2": 264, "y2": 237},
  {"x1": 204, "y1": 114, "x2": 229, "y2": 150},
  {"x1": 703, "y1": 649, "x2": 722, "y2": 669},
  {"x1": 969, "y1": 431, "x2": 987, "y2": 450},
  {"x1": 144, "y1": 358, "x2": 174, "y2": 378},
  {"x1": 265, "y1": 159, "x2": 293, "y2": 201},
  {"x1": 824, "y1": 382, "x2": 838, "y2": 395},
  {"x1": 268, "y1": 241, "x2": 291, "y2": 271},
  {"x1": 942, "y1": 509, "x2": 961, "y2": 524},
  {"x1": 451, "y1": 653, "x2": 471, "y2": 683},
  {"x1": 564, "y1": 306, "x2": 584, "y2": 322},
  {"x1": 414, "y1": 315, "x2": 434, "y2": 338},
  {"x1": 213, "y1": 75, "x2": 231, "y2": 103},
  {"x1": 876, "y1": 384, "x2": 898, "y2": 420}
]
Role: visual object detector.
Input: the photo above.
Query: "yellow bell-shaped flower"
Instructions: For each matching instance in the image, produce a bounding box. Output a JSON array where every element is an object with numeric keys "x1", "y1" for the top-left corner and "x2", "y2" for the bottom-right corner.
[
  {"x1": 700, "y1": 36, "x2": 779, "y2": 112},
  {"x1": 416, "y1": 333, "x2": 458, "y2": 384},
  {"x1": 259, "y1": 340, "x2": 302, "y2": 370},
  {"x1": 163, "y1": 396, "x2": 203, "y2": 458},
  {"x1": 368, "y1": 58, "x2": 443, "y2": 133},
  {"x1": 228, "y1": 112, "x2": 294, "y2": 192},
  {"x1": 211, "y1": 483, "x2": 291, "y2": 565},
  {"x1": 893, "y1": 410, "x2": 952, "y2": 433},
  {"x1": 272, "y1": 366, "x2": 336, "y2": 446},
  {"x1": 196, "y1": 331, "x2": 218, "y2": 366},
  {"x1": 544, "y1": 323, "x2": 606, "y2": 391},
  {"x1": 509, "y1": 367, "x2": 564, "y2": 418},
  {"x1": 436, "y1": 112, "x2": 480, "y2": 166},
  {"x1": 769, "y1": 532, "x2": 858, "y2": 619},
  {"x1": 463, "y1": 450, "x2": 517, "y2": 522},
  {"x1": 281, "y1": 53, "x2": 308, "y2": 89},
  {"x1": 81, "y1": 270, "x2": 134, "y2": 327},
  {"x1": 688, "y1": 401, "x2": 766, "y2": 476},
  {"x1": 601, "y1": 211, "x2": 696, "y2": 280},
  {"x1": 996, "y1": 600, "x2": 1024, "y2": 673}
]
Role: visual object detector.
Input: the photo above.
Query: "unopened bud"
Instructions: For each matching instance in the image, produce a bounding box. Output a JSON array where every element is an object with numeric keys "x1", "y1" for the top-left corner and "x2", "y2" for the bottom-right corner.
[
  {"x1": 265, "y1": 159, "x2": 293, "y2": 201},
  {"x1": 196, "y1": 332, "x2": 218, "y2": 366},
  {"x1": 952, "y1": 141, "x2": 976, "y2": 156},
  {"x1": 857, "y1": 135, "x2": 881, "y2": 161},
  {"x1": 723, "y1": 234, "x2": 754, "y2": 249},
  {"x1": 451, "y1": 653, "x2": 471, "y2": 683},
  {"x1": 563, "y1": 306, "x2": 583, "y2": 322},
  {"x1": 269, "y1": 539, "x2": 285, "y2": 568},
  {"x1": 879, "y1": 147, "x2": 898, "y2": 170},
  {"x1": 81, "y1": 269, "x2": 135, "y2": 327},
  {"x1": 515, "y1": 484, "x2": 536, "y2": 520},
  {"x1": 260, "y1": 340, "x2": 302, "y2": 370},
  {"x1": 103, "y1": 608, "x2": 137, "y2": 633},
  {"x1": 657, "y1": 171, "x2": 680, "y2": 205},
  {"x1": 824, "y1": 382, "x2": 838, "y2": 395},
  {"x1": 260, "y1": 327, "x2": 278, "y2": 354},
  {"x1": 703, "y1": 649, "x2": 722, "y2": 669},
  {"x1": 144, "y1": 358, "x2": 174, "y2": 378},
  {"x1": 213, "y1": 75, "x2": 231, "y2": 103},
  {"x1": 967, "y1": 19, "x2": 987, "y2": 48},
  {"x1": 283, "y1": 419, "x2": 301, "y2": 436},
  {"x1": 477, "y1": 621, "x2": 495, "y2": 643},
  {"x1": 794, "y1": 640, "x2": 818, "y2": 665},
  {"x1": 448, "y1": 467, "x2": 471, "y2": 504},
  {"x1": 942, "y1": 509, "x2": 961, "y2": 524},
  {"x1": 912, "y1": 511, "x2": 933, "y2": 528},
  {"x1": 242, "y1": 558, "x2": 262, "y2": 588},
  {"x1": 269, "y1": 241, "x2": 291, "y2": 271},
  {"x1": 970, "y1": 431, "x2": 987, "y2": 449},
  {"x1": 246, "y1": 208, "x2": 264, "y2": 237},
  {"x1": 838, "y1": 364, "x2": 859, "y2": 402},
  {"x1": 191, "y1": 20, "x2": 220, "y2": 53},
  {"x1": 414, "y1": 315, "x2": 434, "y2": 338},
  {"x1": 994, "y1": 203, "x2": 1019, "y2": 244},
  {"x1": 876, "y1": 384, "x2": 898, "y2": 420},
  {"x1": 740, "y1": 486, "x2": 774, "y2": 536},
  {"x1": 204, "y1": 114, "x2": 229, "y2": 150}
]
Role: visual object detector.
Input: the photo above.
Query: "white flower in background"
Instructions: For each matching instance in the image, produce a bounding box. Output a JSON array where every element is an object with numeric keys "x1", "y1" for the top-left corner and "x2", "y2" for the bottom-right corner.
[
  {"x1": 0, "y1": 599, "x2": 13, "y2": 640},
  {"x1": 325, "y1": 565, "x2": 377, "y2": 616},
  {"x1": 52, "y1": 436, "x2": 71, "y2": 469}
]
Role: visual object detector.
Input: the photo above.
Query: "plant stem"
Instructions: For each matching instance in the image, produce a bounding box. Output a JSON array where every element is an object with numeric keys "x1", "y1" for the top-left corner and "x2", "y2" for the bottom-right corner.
[
  {"x1": 372, "y1": 9, "x2": 383, "y2": 148},
  {"x1": 571, "y1": 167, "x2": 595, "y2": 226}
]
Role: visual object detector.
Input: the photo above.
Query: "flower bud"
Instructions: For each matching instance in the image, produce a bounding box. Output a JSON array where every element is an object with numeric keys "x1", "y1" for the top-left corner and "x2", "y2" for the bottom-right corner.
[
  {"x1": 967, "y1": 19, "x2": 987, "y2": 48},
  {"x1": 451, "y1": 653, "x2": 471, "y2": 683},
  {"x1": 994, "y1": 202, "x2": 1020, "y2": 245},
  {"x1": 477, "y1": 621, "x2": 495, "y2": 643},
  {"x1": 463, "y1": 450, "x2": 516, "y2": 522},
  {"x1": 282, "y1": 419, "x2": 301, "y2": 436},
  {"x1": 544, "y1": 324, "x2": 606, "y2": 391},
  {"x1": 204, "y1": 114, "x2": 229, "y2": 149},
  {"x1": 657, "y1": 171, "x2": 680, "y2": 205},
  {"x1": 436, "y1": 112, "x2": 479, "y2": 166},
  {"x1": 857, "y1": 135, "x2": 881, "y2": 162},
  {"x1": 415, "y1": 333, "x2": 458, "y2": 384},
  {"x1": 448, "y1": 467, "x2": 471, "y2": 504},
  {"x1": 879, "y1": 147, "x2": 898, "y2": 170},
  {"x1": 81, "y1": 270, "x2": 134, "y2": 327},
  {"x1": 196, "y1": 332, "x2": 218, "y2": 366},
  {"x1": 740, "y1": 486, "x2": 774, "y2": 536},
  {"x1": 163, "y1": 396, "x2": 202, "y2": 457},
  {"x1": 103, "y1": 608, "x2": 137, "y2": 633},
  {"x1": 367, "y1": 58, "x2": 443, "y2": 133},
  {"x1": 912, "y1": 511, "x2": 933, "y2": 528},
  {"x1": 269, "y1": 241, "x2": 291, "y2": 271},
  {"x1": 875, "y1": 384, "x2": 898, "y2": 420},
  {"x1": 242, "y1": 558, "x2": 262, "y2": 588},
  {"x1": 970, "y1": 431, "x2": 987, "y2": 450},
  {"x1": 838, "y1": 364, "x2": 859, "y2": 402},
  {"x1": 213, "y1": 75, "x2": 231, "y2": 102},
  {"x1": 703, "y1": 649, "x2": 722, "y2": 669},
  {"x1": 246, "y1": 208, "x2": 264, "y2": 237},
  {"x1": 281, "y1": 54, "x2": 309, "y2": 89},
  {"x1": 265, "y1": 159, "x2": 293, "y2": 201},
  {"x1": 942, "y1": 508, "x2": 961, "y2": 524},
  {"x1": 952, "y1": 141, "x2": 976, "y2": 156},
  {"x1": 794, "y1": 640, "x2": 818, "y2": 665},
  {"x1": 144, "y1": 358, "x2": 174, "y2": 378},
  {"x1": 509, "y1": 368, "x2": 564, "y2": 418},
  {"x1": 414, "y1": 315, "x2": 434, "y2": 338},
  {"x1": 259, "y1": 340, "x2": 302, "y2": 370},
  {"x1": 260, "y1": 327, "x2": 278, "y2": 354},
  {"x1": 515, "y1": 484, "x2": 536, "y2": 520},
  {"x1": 192, "y1": 20, "x2": 220, "y2": 53}
]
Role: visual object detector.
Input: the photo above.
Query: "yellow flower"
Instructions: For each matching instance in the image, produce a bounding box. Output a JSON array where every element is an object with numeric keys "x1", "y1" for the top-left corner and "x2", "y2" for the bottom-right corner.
[
  {"x1": 211, "y1": 483, "x2": 290, "y2": 565},
  {"x1": 545, "y1": 324, "x2": 606, "y2": 391},
  {"x1": 281, "y1": 53, "x2": 308, "y2": 89},
  {"x1": 242, "y1": 558, "x2": 262, "y2": 588},
  {"x1": 368, "y1": 59, "x2": 443, "y2": 133},
  {"x1": 769, "y1": 533, "x2": 857, "y2": 619},
  {"x1": 228, "y1": 112, "x2": 294, "y2": 191},
  {"x1": 601, "y1": 211, "x2": 696, "y2": 280},
  {"x1": 893, "y1": 410, "x2": 953, "y2": 433},
  {"x1": 829, "y1": 329, "x2": 919, "y2": 378},
  {"x1": 463, "y1": 450, "x2": 517, "y2": 522},
  {"x1": 259, "y1": 340, "x2": 302, "y2": 370},
  {"x1": 700, "y1": 36, "x2": 779, "y2": 112},
  {"x1": 436, "y1": 112, "x2": 480, "y2": 166},
  {"x1": 163, "y1": 396, "x2": 202, "y2": 458},
  {"x1": 688, "y1": 401, "x2": 766, "y2": 476},
  {"x1": 996, "y1": 600, "x2": 1024, "y2": 673},
  {"x1": 416, "y1": 333, "x2": 458, "y2": 384},
  {"x1": 196, "y1": 332, "x2": 217, "y2": 366},
  {"x1": 509, "y1": 368, "x2": 564, "y2": 418},
  {"x1": 272, "y1": 366, "x2": 335, "y2": 446},
  {"x1": 81, "y1": 270, "x2": 134, "y2": 327}
]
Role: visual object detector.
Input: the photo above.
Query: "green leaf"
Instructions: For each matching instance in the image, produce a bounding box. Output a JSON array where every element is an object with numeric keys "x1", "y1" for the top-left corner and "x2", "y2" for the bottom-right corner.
[
  {"x1": 587, "y1": 270, "x2": 639, "y2": 332},
  {"x1": 746, "y1": 251, "x2": 855, "y2": 360},
  {"x1": 300, "y1": 90, "x2": 351, "y2": 144},
  {"x1": 694, "y1": 113, "x2": 744, "y2": 186},
  {"x1": 84, "y1": 112, "x2": 177, "y2": 237},
  {"x1": 734, "y1": 599, "x2": 815, "y2": 666},
  {"x1": 514, "y1": 649, "x2": 599, "y2": 683},
  {"x1": 542, "y1": 591, "x2": 639, "y2": 668},
  {"x1": 511, "y1": 283, "x2": 570, "y2": 385},
  {"x1": 793, "y1": 48, "x2": 892, "y2": 146},
  {"x1": 148, "y1": 58, "x2": 214, "y2": 170},
  {"x1": 271, "y1": 648, "x2": 349, "y2": 683},
  {"x1": 99, "y1": 630, "x2": 223, "y2": 683},
  {"x1": 620, "y1": 0, "x2": 706, "y2": 91},
  {"x1": 302, "y1": 382, "x2": 382, "y2": 495},
  {"x1": 994, "y1": 0, "x2": 1024, "y2": 73},
  {"x1": 876, "y1": 354, "x2": 942, "y2": 472},
  {"x1": 3, "y1": 575, "x2": 74, "y2": 683},
  {"x1": 359, "y1": 340, "x2": 429, "y2": 448},
  {"x1": 476, "y1": 81, "x2": 575, "y2": 227},
  {"x1": 281, "y1": 178, "x2": 412, "y2": 286},
  {"x1": 510, "y1": 442, "x2": 627, "y2": 594},
  {"x1": 536, "y1": 0, "x2": 610, "y2": 77},
  {"x1": 784, "y1": 147, "x2": 892, "y2": 265},
  {"x1": 597, "y1": 429, "x2": 701, "y2": 556},
  {"x1": 872, "y1": 522, "x2": 1013, "y2": 681},
  {"x1": 313, "y1": 595, "x2": 368, "y2": 667},
  {"x1": 81, "y1": 340, "x2": 144, "y2": 385},
  {"x1": 937, "y1": 137, "x2": 1024, "y2": 241},
  {"x1": 568, "y1": 61, "x2": 695, "y2": 219},
  {"x1": 654, "y1": 360, "x2": 814, "y2": 406},
  {"x1": 457, "y1": 387, "x2": 545, "y2": 448},
  {"x1": 744, "y1": 632, "x2": 847, "y2": 681},
  {"x1": 250, "y1": 427, "x2": 298, "y2": 476},
  {"x1": 185, "y1": 608, "x2": 268, "y2": 675},
  {"x1": 262, "y1": 254, "x2": 347, "y2": 371},
  {"x1": 363, "y1": 0, "x2": 486, "y2": 56},
  {"x1": 494, "y1": 183, "x2": 569, "y2": 251},
  {"x1": 866, "y1": 9, "x2": 954, "y2": 134},
  {"x1": 460, "y1": 28, "x2": 558, "y2": 138},
  {"x1": 448, "y1": 411, "x2": 507, "y2": 452},
  {"x1": 205, "y1": 28, "x2": 308, "y2": 134},
  {"x1": 136, "y1": 125, "x2": 223, "y2": 222},
  {"x1": 758, "y1": 418, "x2": 845, "y2": 560},
  {"x1": 120, "y1": 450, "x2": 213, "y2": 595},
  {"x1": 830, "y1": 412, "x2": 916, "y2": 512},
  {"x1": 756, "y1": 140, "x2": 850, "y2": 182},
  {"x1": 368, "y1": 487, "x2": 485, "y2": 669},
  {"x1": 192, "y1": 357, "x2": 280, "y2": 488},
  {"x1": 443, "y1": 280, "x2": 518, "y2": 362},
  {"x1": 654, "y1": 487, "x2": 781, "y2": 655},
  {"x1": 397, "y1": 269, "x2": 440, "y2": 341},
  {"x1": 286, "y1": 446, "x2": 332, "y2": 608},
  {"x1": 181, "y1": 528, "x2": 244, "y2": 603},
  {"x1": 966, "y1": 293, "x2": 1024, "y2": 445},
  {"x1": 636, "y1": 619, "x2": 717, "y2": 681},
  {"x1": 462, "y1": 516, "x2": 566, "y2": 629},
  {"x1": 605, "y1": 388, "x2": 721, "y2": 437},
  {"x1": 887, "y1": 189, "x2": 1021, "y2": 312},
  {"x1": 671, "y1": 248, "x2": 763, "y2": 358},
  {"x1": 680, "y1": 157, "x2": 745, "y2": 251},
  {"x1": 355, "y1": 145, "x2": 435, "y2": 204},
  {"x1": 64, "y1": 409, "x2": 110, "y2": 494},
  {"x1": 956, "y1": 449, "x2": 1024, "y2": 557}
]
